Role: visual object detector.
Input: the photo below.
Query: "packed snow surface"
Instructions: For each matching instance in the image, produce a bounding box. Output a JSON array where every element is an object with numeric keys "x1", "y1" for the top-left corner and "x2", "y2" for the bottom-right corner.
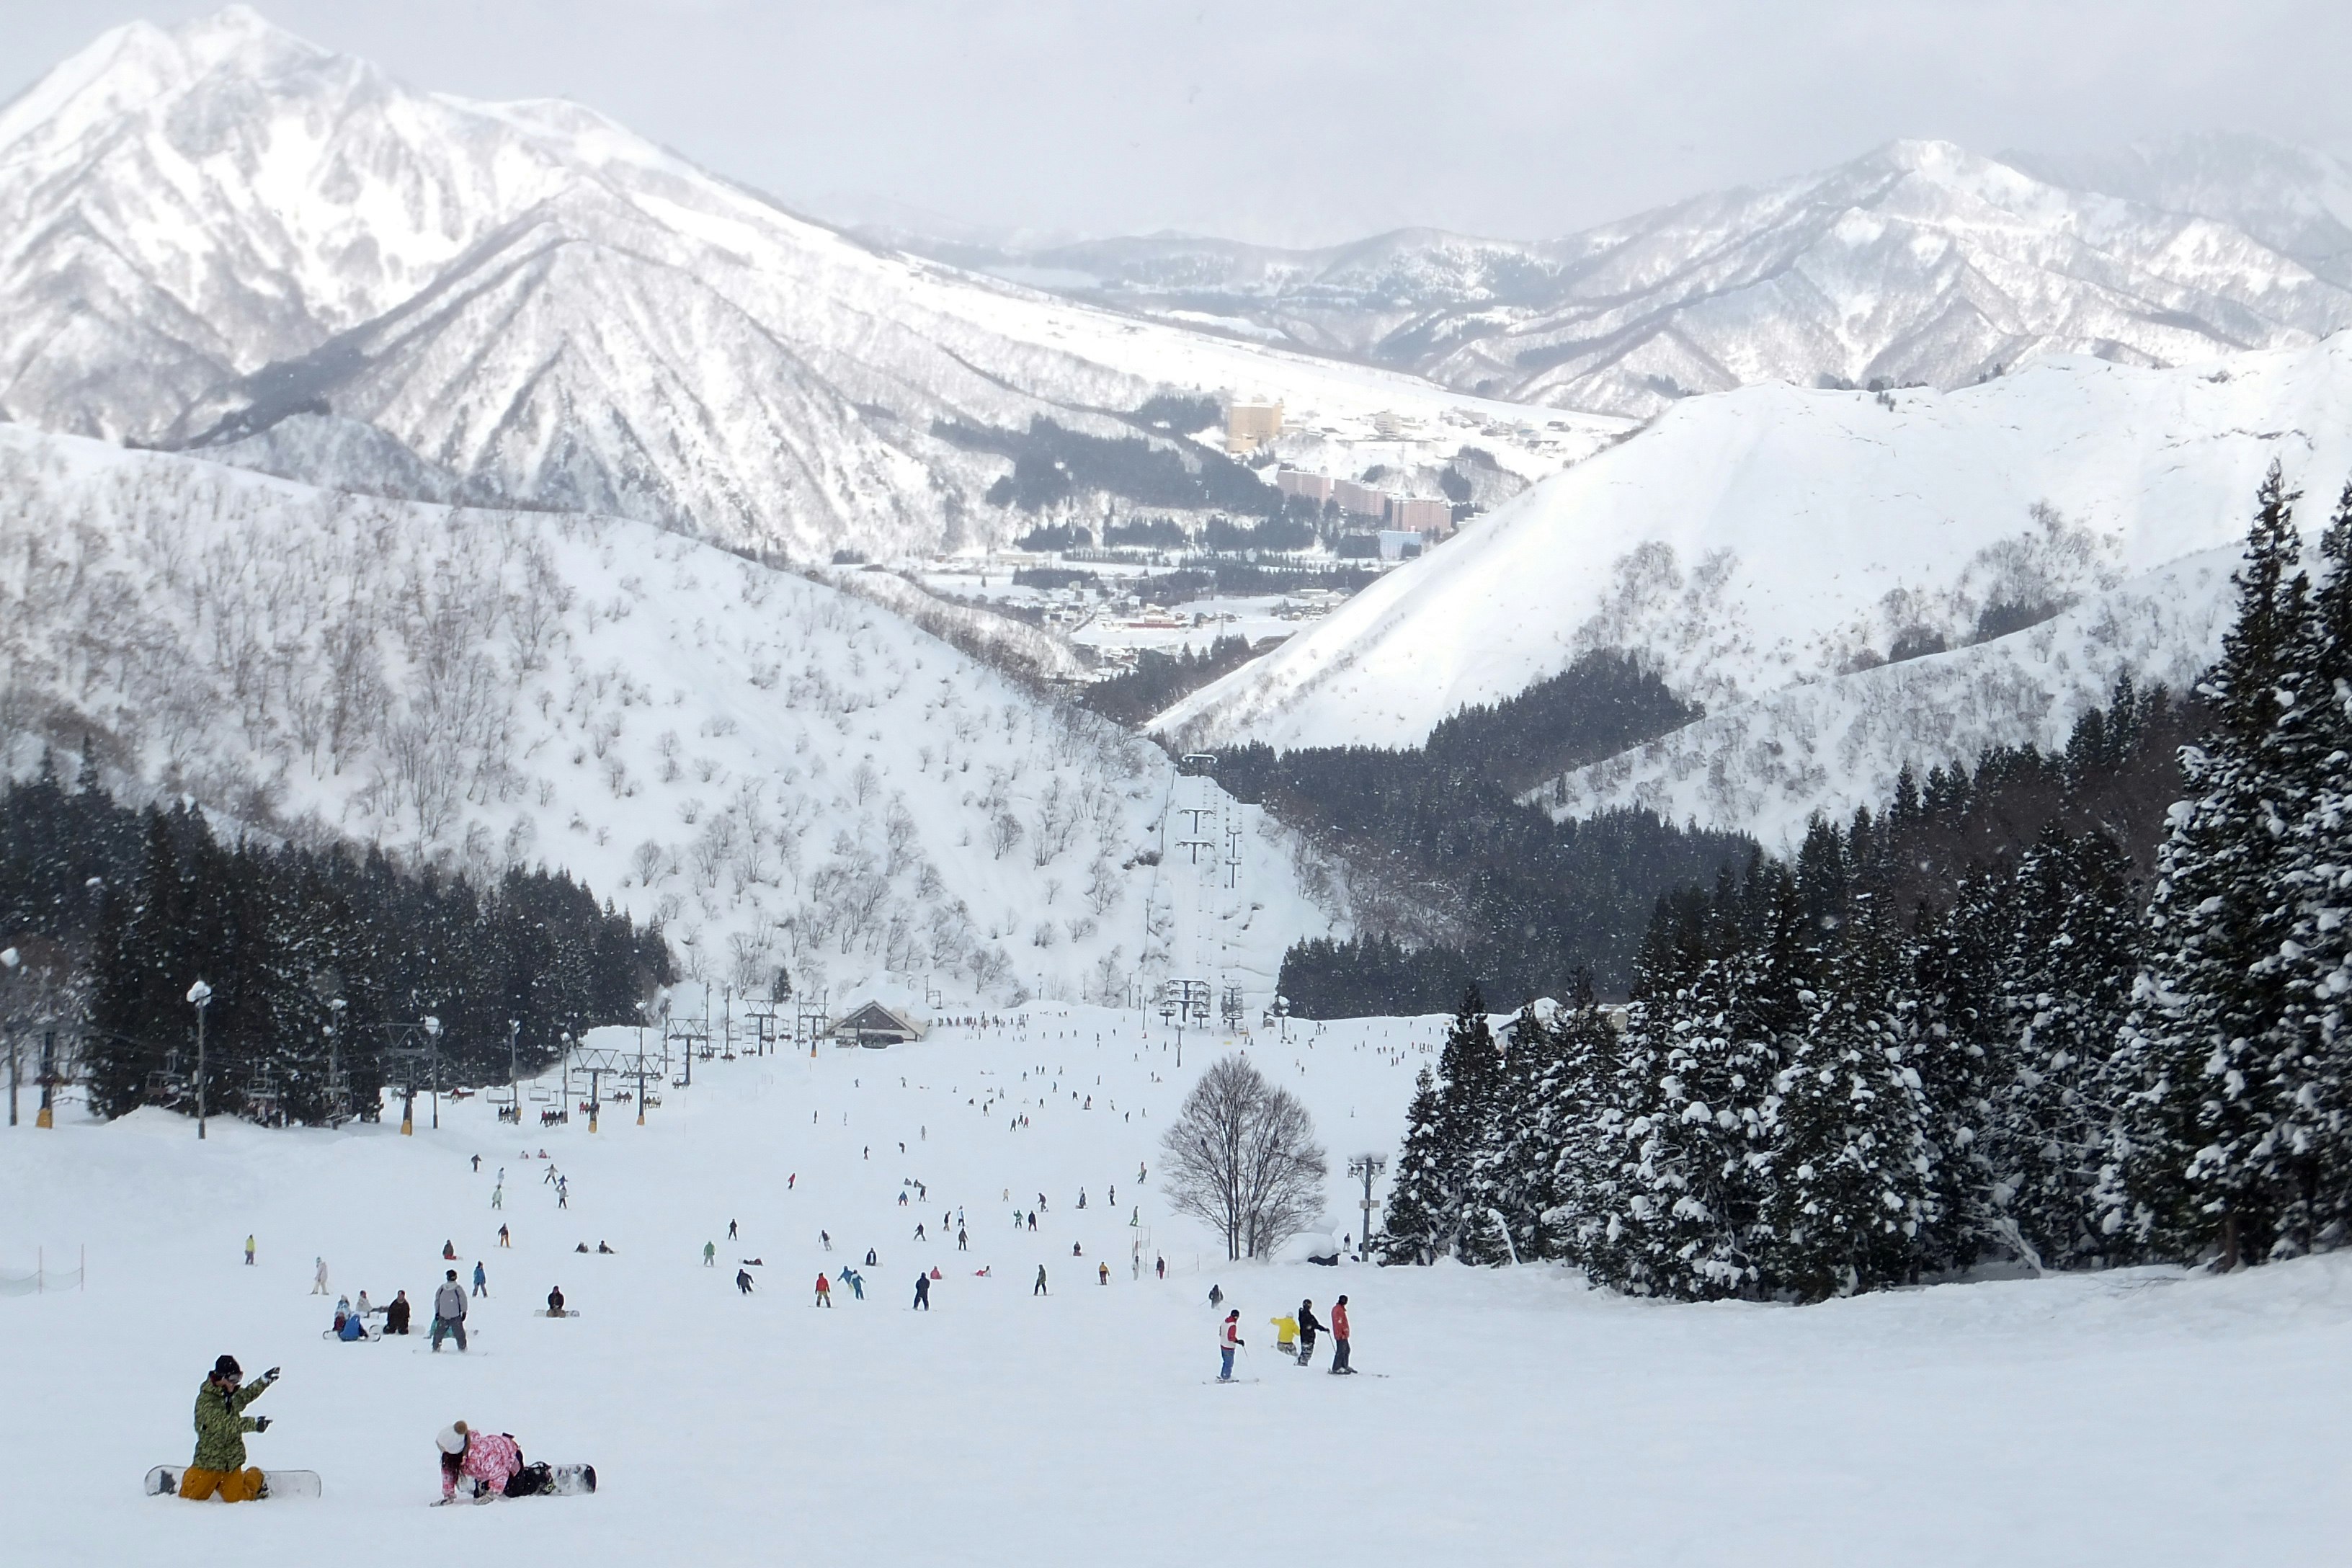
[
  {"x1": 1157, "y1": 335, "x2": 2352, "y2": 790},
  {"x1": 6, "y1": 1006, "x2": 2350, "y2": 1567}
]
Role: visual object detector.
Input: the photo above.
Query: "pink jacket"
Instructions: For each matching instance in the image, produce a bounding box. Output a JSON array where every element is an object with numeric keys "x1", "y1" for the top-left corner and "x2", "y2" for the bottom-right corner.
[{"x1": 445, "y1": 1431, "x2": 523, "y2": 1498}]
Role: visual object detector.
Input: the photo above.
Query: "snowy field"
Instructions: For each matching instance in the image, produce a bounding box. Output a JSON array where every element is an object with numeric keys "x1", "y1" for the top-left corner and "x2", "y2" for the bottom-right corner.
[{"x1": 6, "y1": 1005, "x2": 2349, "y2": 1567}]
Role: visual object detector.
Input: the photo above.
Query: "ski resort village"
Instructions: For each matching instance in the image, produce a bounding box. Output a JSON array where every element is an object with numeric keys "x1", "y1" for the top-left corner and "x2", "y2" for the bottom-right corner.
[{"x1": 4, "y1": 6, "x2": 2352, "y2": 1564}]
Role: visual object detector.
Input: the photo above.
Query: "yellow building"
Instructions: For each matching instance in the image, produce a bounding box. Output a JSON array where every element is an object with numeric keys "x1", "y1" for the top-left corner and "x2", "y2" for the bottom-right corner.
[{"x1": 1225, "y1": 401, "x2": 1284, "y2": 454}]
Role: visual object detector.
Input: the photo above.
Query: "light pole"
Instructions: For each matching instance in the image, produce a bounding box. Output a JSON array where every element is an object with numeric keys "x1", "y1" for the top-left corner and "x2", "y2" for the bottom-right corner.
[
  {"x1": 187, "y1": 979, "x2": 213, "y2": 1141},
  {"x1": 424, "y1": 1015, "x2": 442, "y2": 1131},
  {"x1": 1348, "y1": 1152, "x2": 1386, "y2": 1261},
  {"x1": 2, "y1": 947, "x2": 18, "y2": 1128},
  {"x1": 326, "y1": 997, "x2": 347, "y2": 1125}
]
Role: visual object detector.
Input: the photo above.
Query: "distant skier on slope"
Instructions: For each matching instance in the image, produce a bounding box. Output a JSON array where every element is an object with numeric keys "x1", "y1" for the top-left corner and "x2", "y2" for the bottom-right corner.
[
  {"x1": 1207, "y1": 1284, "x2": 1222, "y2": 1309},
  {"x1": 1329, "y1": 1296, "x2": 1353, "y2": 1374},
  {"x1": 913, "y1": 1273, "x2": 930, "y2": 1310},
  {"x1": 179, "y1": 1355, "x2": 279, "y2": 1501},
  {"x1": 1218, "y1": 1311, "x2": 1244, "y2": 1382},
  {"x1": 703, "y1": 1242, "x2": 716, "y2": 1268},
  {"x1": 1296, "y1": 1300, "x2": 1323, "y2": 1367},
  {"x1": 312, "y1": 1257, "x2": 330, "y2": 1296},
  {"x1": 1034, "y1": 1266, "x2": 1048, "y2": 1297},
  {"x1": 739, "y1": 1270, "x2": 757, "y2": 1296},
  {"x1": 431, "y1": 1271, "x2": 468, "y2": 1353},
  {"x1": 813, "y1": 1273, "x2": 830, "y2": 1306},
  {"x1": 473, "y1": 1261, "x2": 488, "y2": 1298}
]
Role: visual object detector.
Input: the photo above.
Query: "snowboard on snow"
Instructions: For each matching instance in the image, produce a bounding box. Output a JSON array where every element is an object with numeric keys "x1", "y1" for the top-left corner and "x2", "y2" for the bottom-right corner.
[
  {"x1": 432, "y1": 1464, "x2": 597, "y2": 1503},
  {"x1": 146, "y1": 1465, "x2": 322, "y2": 1500},
  {"x1": 530, "y1": 1309, "x2": 582, "y2": 1317}
]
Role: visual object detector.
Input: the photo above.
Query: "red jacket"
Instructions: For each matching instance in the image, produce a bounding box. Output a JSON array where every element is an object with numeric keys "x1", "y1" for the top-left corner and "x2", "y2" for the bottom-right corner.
[
  {"x1": 1220, "y1": 1318, "x2": 1242, "y2": 1350},
  {"x1": 1331, "y1": 1302, "x2": 1350, "y2": 1338}
]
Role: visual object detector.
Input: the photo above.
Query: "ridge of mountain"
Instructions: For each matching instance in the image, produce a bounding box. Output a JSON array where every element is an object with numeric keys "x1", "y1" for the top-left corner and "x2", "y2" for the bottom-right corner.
[
  {"x1": 1152, "y1": 333, "x2": 2352, "y2": 839},
  {"x1": 0, "y1": 7, "x2": 1611, "y2": 557},
  {"x1": 893, "y1": 135, "x2": 2352, "y2": 418},
  {"x1": 0, "y1": 419, "x2": 1330, "y2": 1007}
]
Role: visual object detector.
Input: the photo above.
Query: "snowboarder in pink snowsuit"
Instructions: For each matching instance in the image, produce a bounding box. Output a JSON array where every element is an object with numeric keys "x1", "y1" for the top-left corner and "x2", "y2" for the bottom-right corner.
[{"x1": 438, "y1": 1422, "x2": 522, "y2": 1502}]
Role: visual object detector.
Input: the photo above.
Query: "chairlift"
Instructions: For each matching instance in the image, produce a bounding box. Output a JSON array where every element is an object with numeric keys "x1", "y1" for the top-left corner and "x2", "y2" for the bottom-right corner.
[{"x1": 527, "y1": 1085, "x2": 553, "y2": 1102}]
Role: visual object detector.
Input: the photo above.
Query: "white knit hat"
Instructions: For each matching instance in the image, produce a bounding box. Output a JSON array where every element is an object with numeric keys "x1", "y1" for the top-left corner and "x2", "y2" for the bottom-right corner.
[{"x1": 436, "y1": 1422, "x2": 468, "y2": 1455}]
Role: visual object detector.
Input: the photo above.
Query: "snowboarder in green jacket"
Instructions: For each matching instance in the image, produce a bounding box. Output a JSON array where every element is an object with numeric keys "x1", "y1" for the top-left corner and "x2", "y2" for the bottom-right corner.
[{"x1": 181, "y1": 1355, "x2": 278, "y2": 1501}]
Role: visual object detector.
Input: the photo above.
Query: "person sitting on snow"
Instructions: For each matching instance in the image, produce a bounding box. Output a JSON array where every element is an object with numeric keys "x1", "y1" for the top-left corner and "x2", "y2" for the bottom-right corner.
[
  {"x1": 547, "y1": 1286, "x2": 566, "y2": 1315},
  {"x1": 385, "y1": 1291, "x2": 411, "y2": 1335},
  {"x1": 179, "y1": 1355, "x2": 280, "y2": 1502},
  {"x1": 437, "y1": 1421, "x2": 522, "y2": 1503},
  {"x1": 332, "y1": 1296, "x2": 352, "y2": 1335}
]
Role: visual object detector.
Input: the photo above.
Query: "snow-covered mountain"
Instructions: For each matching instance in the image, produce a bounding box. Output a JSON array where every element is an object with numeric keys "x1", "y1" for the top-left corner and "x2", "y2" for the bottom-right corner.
[
  {"x1": 0, "y1": 7, "x2": 1610, "y2": 558},
  {"x1": 1154, "y1": 334, "x2": 2352, "y2": 836},
  {"x1": 0, "y1": 422, "x2": 1332, "y2": 1007},
  {"x1": 908, "y1": 138, "x2": 2352, "y2": 419},
  {"x1": 1539, "y1": 546, "x2": 2242, "y2": 847}
]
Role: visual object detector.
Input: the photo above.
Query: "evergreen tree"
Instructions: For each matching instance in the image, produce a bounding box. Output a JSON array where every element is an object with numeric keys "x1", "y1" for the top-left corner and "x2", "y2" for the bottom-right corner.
[
  {"x1": 1589, "y1": 865, "x2": 1798, "y2": 1298},
  {"x1": 2107, "y1": 466, "x2": 2322, "y2": 1265},
  {"x1": 1463, "y1": 998, "x2": 1579, "y2": 1264},
  {"x1": 1976, "y1": 828, "x2": 2139, "y2": 1269},
  {"x1": 2265, "y1": 478, "x2": 2352, "y2": 1252},
  {"x1": 1765, "y1": 895, "x2": 1937, "y2": 1300},
  {"x1": 1377, "y1": 988, "x2": 1499, "y2": 1262}
]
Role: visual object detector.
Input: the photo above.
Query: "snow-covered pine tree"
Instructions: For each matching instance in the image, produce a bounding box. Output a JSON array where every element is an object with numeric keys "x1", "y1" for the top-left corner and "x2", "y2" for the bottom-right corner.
[
  {"x1": 1594, "y1": 863, "x2": 1796, "y2": 1299},
  {"x1": 1764, "y1": 894, "x2": 1938, "y2": 1300},
  {"x1": 1461, "y1": 1000, "x2": 1564, "y2": 1265},
  {"x1": 1380, "y1": 1065, "x2": 1448, "y2": 1265},
  {"x1": 2266, "y1": 478, "x2": 2352, "y2": 1253},
  {"x1": 1541, "y1": 973, "x2": 1626, "y2": 1268},
  {"x1": 2106, "y1": 466, "x2": 2323, "y2": 1265},
  {"x1": 1977, "y1": 827, "x2": 2140, "y2": 1270},
  {"x1": 1377, "y1": 988, "x2": 1500, "y2": 1262}
]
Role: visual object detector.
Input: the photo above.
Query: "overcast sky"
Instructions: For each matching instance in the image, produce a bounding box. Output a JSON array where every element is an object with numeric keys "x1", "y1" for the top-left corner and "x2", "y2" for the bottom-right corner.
[{"x1": 5, "y1": 0, "x2": 2349, "y2": 246}]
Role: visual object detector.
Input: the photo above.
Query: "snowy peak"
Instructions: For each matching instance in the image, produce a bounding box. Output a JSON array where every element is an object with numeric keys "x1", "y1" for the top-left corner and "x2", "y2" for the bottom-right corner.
[
  {"x1": 0, "y1": 7, "x2": 1608, "y2": 556},
  {"x1": 1154, "y1": 333, "x2": 2352, "y2": 785},
  {"x1": 910, "y1": 137, "x2": 2352, "y2": 419}
]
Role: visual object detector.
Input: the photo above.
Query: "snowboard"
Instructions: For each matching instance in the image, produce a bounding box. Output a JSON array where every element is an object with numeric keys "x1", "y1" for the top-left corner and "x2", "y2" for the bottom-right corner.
[
  {"x1": 432, "y1": 1464, "x2": 596, "y2": 1503},
  {"x1": 146, "y1": 1465, "x2": 321, "y2": 1500},
  {"x1": 530, "y1": 1309, "x2": 582, "y2": 1317}
]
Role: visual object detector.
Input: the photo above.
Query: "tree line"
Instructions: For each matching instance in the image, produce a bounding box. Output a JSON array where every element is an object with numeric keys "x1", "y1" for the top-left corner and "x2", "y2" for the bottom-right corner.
[
  {"x1": 0, "y1": 756, "x2": 670, "y2": 1127},
  {"x1": 1380, "y1": 470, "x2": 2352, "y2": 1294}
]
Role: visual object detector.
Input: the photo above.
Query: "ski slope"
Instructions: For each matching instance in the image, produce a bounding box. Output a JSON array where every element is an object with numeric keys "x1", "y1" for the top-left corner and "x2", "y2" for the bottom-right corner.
[{"x1": 5, "y1": 1005, "x2": 2349, "y2": 1567}]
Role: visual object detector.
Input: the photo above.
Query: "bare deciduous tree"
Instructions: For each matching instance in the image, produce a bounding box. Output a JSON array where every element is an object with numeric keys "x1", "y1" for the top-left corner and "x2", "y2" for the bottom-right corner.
[{"x1": 1161, "y1": 1056, "x2": 1328, "y2": 1261}]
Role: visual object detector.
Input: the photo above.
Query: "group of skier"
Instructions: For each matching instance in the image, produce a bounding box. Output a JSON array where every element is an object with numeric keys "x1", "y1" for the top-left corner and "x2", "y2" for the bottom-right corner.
[{"x1": 1224, "y1": 1294, "x2": 1355, "y2": 1380}]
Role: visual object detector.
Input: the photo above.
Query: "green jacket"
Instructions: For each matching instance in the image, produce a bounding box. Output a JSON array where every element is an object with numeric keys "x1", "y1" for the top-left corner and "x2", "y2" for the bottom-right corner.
[{"x1": 191, "y1": 1375, "x2": 271, "y2": 1470}]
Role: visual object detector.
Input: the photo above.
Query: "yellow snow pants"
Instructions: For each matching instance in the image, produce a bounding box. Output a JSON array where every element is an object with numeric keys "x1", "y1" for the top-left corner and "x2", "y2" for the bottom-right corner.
[{"x1": 179, "y1": 1466, "x2": 265, "y2": 1502}]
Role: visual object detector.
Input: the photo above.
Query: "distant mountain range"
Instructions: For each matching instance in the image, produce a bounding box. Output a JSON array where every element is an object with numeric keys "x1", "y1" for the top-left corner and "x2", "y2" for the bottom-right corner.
[
  {"x1": 0, "y1": 7, "x2": 1585, "y2": 559},
  {"x1": 876, "y1": 135, "x2": 2352, "y2": 417}
]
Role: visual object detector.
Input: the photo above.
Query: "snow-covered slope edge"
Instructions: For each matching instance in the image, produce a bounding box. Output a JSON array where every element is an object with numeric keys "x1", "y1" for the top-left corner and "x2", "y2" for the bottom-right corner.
[
  {"x1": 1155, "y1": 335, "x2": 2352, "y2": 755},
  {"x1": 1538, "y1": 547, "x2": 2240, "y2": 847},
  {"x1": 0, "y1": 425, "x2": 1331, "y2": 1007}
]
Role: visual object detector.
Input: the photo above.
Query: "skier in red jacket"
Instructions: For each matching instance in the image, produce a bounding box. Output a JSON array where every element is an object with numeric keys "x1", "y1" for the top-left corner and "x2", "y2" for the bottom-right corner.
[
  {"x1": 1329, "y1": 1295, "x2": 1354, "y2": 1374},
  {"x1": 1218, "y1": 1310, "x2": 1244, "y2": 1381}
]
